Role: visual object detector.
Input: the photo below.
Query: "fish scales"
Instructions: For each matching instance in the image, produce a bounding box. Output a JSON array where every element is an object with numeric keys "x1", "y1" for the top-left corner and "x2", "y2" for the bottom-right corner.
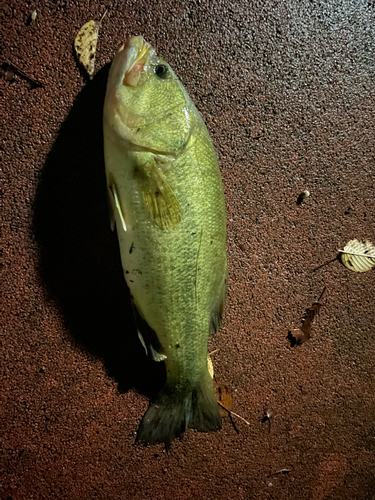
[{"x1": 103, "y1": 36, "x2": 227, "y2": 446}]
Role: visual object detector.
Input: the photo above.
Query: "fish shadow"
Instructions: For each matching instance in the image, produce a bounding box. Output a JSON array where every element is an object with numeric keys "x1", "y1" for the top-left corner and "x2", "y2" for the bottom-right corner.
[{"x1": 33, "y1": 64, "x2": 165, "y2": 398}]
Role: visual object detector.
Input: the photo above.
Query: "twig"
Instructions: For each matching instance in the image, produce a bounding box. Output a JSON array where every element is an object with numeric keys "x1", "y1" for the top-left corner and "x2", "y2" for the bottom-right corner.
[
  {"x1": 218, "y1": 401, "x2": 251, "y2": 425},
  {"x1": 99, "y1": 9, "x2": 108, "y2": 24},
  {"x1": 267, "y1": 469, "x2": 291, "y2": 477},
  {"x1": 317, "y1": 286, "x2": 326, "y2": 303},
  {"x1": 4, "y1": 59, "x2": 43, "y2": 87}
]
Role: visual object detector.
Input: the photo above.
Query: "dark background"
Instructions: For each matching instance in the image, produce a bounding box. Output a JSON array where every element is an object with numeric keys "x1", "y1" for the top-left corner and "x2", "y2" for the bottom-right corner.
[{"x1": 1, "y1": 0, "x2": 375, "y2": 498}]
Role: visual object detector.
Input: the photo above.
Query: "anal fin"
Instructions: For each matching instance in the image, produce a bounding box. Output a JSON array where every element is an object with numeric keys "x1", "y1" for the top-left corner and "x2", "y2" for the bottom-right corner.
[{"x1": 132, "y1": 297, "x2": 166, "y2": 362}]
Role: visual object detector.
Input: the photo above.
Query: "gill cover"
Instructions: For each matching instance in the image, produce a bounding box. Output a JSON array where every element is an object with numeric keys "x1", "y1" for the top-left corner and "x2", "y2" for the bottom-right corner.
[{"x1": 103, "y1": 36, "x2": 194, "y2": 154}]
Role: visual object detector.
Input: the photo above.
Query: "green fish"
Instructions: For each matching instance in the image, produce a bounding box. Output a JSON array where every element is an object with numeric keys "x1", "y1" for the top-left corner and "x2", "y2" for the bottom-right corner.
[{"x1": 103, "y1": 36, "x2": 227, "y2": 446}]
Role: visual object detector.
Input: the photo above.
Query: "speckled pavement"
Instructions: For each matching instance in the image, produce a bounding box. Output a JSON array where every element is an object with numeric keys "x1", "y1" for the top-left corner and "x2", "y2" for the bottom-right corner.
[{"x1": 1, "y1": 1, "x2": 375, "y2": 498}]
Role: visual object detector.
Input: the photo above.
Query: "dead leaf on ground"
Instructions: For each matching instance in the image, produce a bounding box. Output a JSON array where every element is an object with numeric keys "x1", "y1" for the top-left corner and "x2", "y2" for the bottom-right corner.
[
  {"x1": 208, "y1": 351, "x2": 233, "y2": 416},
  {"x1": 208, "y1": 353, "x2": 249, "y2": 427},
  {"x1": 207, "y1": 349, "x2": 219, "y2": 379},
  {"x1": 207, "y1": 356, "x2": 214, "y2": 378},
  {"x1": 74, "y1": 11, "x2": 107, "y2": 78},
  {"x1": 339, "y1": 239, "x2": 375, "y2": 272},
  {"x1": 214, "y1": 379, "x2": 233, "y2": 416},
  {"x1": 214, "y1": 379, "x2": 251, "y2": 428},
  {"x1": 289, "y1": 288, "x2": 326, "y2": 346}
]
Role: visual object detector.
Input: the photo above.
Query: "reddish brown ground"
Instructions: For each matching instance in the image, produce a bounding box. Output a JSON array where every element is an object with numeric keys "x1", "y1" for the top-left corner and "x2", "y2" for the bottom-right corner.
[{"x1": 1, "y1": 1, "x2": 375, "y2": 499}]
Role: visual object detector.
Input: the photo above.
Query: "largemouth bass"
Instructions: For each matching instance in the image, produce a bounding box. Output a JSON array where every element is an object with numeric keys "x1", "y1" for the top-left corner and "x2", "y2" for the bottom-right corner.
[{"x1": 103, "y1": 36, "x2": 227, "y2": 446}]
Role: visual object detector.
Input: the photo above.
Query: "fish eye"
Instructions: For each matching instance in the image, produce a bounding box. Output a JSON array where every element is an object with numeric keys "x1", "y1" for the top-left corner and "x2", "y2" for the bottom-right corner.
[{"x1": 154, "y1": 64, "x2": 169, "y2": 79}]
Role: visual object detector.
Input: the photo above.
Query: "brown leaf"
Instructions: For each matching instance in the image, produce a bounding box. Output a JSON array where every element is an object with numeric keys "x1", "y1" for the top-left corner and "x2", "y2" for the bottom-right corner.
[
  {"x1": 289, "y1": 288, "x2": 325, "y2": 346},
  {"x1": 289, "y1": 327, "x2": 310, "y2": 345},
  {"x1": 214, "y1": 379, "x2": 233, "y2": 416}
]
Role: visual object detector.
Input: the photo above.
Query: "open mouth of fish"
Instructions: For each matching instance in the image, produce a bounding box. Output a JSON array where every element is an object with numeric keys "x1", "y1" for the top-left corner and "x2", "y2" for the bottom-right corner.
[
  {"x1": 120, "y1": 36, "x2": 152, "y2": 87},
  {"x1": 103, "y1": 36, "x2": 155, "y2": 134}
]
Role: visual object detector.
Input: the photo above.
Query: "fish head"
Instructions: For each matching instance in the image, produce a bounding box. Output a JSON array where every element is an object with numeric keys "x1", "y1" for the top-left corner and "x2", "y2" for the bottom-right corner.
[{"x1": 104, "y1": 36, "x2": 194, "y2": 154}]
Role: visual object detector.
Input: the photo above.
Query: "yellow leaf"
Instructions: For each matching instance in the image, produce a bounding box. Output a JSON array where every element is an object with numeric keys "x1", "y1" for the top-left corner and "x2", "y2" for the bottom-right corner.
[
  {"x1": 74, "y1": 11, "x2": 106, "y2": 78},
  {"x1": 74, "y1": 20, "x2": 99, "y2": 77},
  {"x1": 207, "y1": 349, "x2": 219, "y2": 378},
  {"x1": 339, "y1": 239, "x2": 375, "y2": 272}
]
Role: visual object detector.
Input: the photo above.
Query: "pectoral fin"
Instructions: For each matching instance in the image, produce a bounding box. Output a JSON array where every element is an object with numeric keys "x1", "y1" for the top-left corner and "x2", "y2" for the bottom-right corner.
[
  {"x1": 108, "y1": 184, "x2": 127, "y2": 232},
  {"x1": 134, "y1": 158, "x2": 181, "y2": 230}
]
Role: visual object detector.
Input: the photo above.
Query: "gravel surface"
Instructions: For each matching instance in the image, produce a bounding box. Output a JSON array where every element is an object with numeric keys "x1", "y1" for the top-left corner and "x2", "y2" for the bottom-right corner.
[{"x1": 1, "y1": 1, "x2": 375, "y2": 499}]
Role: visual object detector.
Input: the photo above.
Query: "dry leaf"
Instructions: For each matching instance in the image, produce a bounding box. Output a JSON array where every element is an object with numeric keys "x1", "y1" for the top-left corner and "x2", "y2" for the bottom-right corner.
[
  {"x1": 74, "y1": 12, "x2": 106, "y2": 78},
  {"x1": 339, "y1": 239, "x2": 375, "y2": 272},
  {"x1": 289, "y1": 288, "x2": 326, "y2": 346},
  {"x1": 207, "y1": 355, "x2": 214, "y2": 378},
  {"x1": 208, "y1": 352, "x2": 249, "y2": 426},
  {"x1": 214, "y1": 379, "x2": 233, "y2": 416},
  {"x1": 74, "y1": 20, "x2": 99, "y2": 77},
  {"x1": 207, "y1": 349, "x2": 219, "y2": 379}
]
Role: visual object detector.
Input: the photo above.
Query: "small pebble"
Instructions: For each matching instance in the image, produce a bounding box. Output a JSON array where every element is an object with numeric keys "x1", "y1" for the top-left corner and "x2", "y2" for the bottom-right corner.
[{"x1": 297, "y1": 190, "x2": 310, "y2": 205}]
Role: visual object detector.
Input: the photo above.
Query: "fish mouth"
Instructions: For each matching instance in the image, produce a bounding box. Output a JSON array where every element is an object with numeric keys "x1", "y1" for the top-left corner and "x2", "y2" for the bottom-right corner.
[{"x1": 122, "y1": 36, "x2": 152, "y2": 87}]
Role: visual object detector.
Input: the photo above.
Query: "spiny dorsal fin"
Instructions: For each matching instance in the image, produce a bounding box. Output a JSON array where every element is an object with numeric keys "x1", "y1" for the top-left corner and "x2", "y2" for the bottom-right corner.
[{"x1": 134, "y1": 158, "x2": 181, "y2": 230}]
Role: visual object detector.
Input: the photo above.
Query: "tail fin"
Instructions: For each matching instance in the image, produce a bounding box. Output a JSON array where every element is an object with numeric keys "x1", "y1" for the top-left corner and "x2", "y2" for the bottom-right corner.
[{"x1": 136, "y1": 374, "x2": 221, "y2": 447}]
